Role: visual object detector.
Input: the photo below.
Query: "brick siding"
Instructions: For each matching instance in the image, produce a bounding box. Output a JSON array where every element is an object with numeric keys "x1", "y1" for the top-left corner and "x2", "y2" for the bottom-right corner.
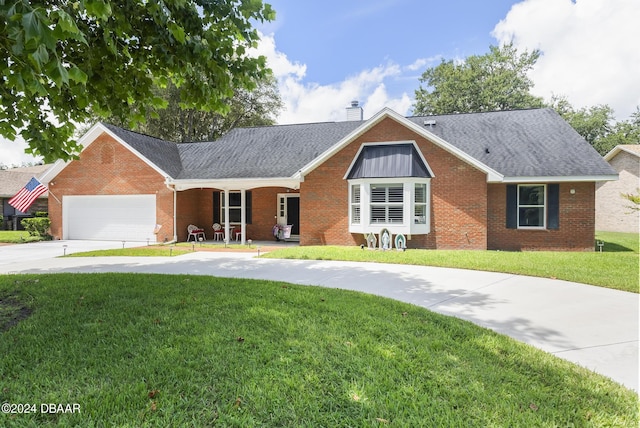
[
  {"x1": 487, "y1": 182, "x2": 596, "y2": 251},
  {"x1": 48, "y1": 133, "x2": 174, "y2": 242}
]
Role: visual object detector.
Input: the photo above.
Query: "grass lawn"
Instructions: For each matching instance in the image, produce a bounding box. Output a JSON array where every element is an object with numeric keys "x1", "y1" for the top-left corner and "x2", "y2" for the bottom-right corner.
[
  {"x1": 0, "y1": 230, "x2": 43, "y2": 244},
  {"x1": 0, "y1": 274, "x2": 637, "y2": 426},
  {"x1": 262, "y1": 232, "x2": 640, "y2": 293}
]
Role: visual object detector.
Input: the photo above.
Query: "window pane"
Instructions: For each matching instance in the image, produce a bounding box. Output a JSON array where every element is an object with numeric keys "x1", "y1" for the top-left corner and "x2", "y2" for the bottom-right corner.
[
  {"x1": 371, "y1": 186, "x2": 386, "y2": 203},
  {"x1": 388, "y1": 206, "x2": 403, "y2": 223},
  {"x1": 415, "y1": 183, "x2": 426, "y2": 203},
  {"x1": 414, "y1": 205, "x2": 426, "y2": 224},
  {"x1": 388, "y1": 186, "x2": 403, "y2": 203},
  {"x1": 352, "y1": 185, "x2": 360, "y2": 203},
  {"x1": 519, "y1": 207, "x2": 544, "y2": 227},
  {"x1": 519, "y1": 186, "x2": 544, "y2": 205},
  {"x1": 352, "y1": 206, "x2": 361, "y2": 223},
  {"x1": 229, "y1": 192, "x2": 242, "y2": 207},
  {"x1": 371, "y1": 206, "x2": 386, "y2": 223}
]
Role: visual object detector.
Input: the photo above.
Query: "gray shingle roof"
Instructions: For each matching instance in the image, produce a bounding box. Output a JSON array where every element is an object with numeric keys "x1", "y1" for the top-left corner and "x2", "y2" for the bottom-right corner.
[
  {"x1": 176, "y1": 121, "x2": 362, "y2": 179},
  {"x1": 102, "y1": 123, "x2": 183, "y2": 178},
  {"x1": 406, "y1": 108, "x2": 615, "y2": 177},
  {"x1": 100, "y1": 108, "x2": 615, "y2": 181}
]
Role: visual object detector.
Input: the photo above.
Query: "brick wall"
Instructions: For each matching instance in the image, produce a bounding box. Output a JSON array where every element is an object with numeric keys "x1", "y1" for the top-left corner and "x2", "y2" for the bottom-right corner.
[
  {"x1": 300, "y1": 117, "x2": 488, "y2": 249},
  {"x1": 487, "y1": 182, "x2": 596, "y2": 251},
  {"x1": 596, "y1": 151, "x2": 639, "y2": 233},
  {"x1": 48, "y1": 133, "x2": 174, "y2": 242}
]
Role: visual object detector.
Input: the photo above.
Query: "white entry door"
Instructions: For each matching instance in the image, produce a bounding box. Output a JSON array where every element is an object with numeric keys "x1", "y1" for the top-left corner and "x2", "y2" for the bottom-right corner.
[{"x1": 63, "y1": 195, "x2": 156, "y2": 241}]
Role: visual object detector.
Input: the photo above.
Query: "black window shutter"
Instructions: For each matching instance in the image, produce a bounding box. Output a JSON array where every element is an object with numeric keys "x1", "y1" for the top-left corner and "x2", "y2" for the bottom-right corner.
[
  {"x1": 547, "y1": 184, "x2": 559, "y2": 229},
  {"x1": 213, "y1": 191, "x2": 220, "y2": 224},
  {"x1": 246, "y1": 191, "x2": 252, "y2": 224},
  {"x1": 506, "y1": 185, "x2": 517, "y2": 229}
]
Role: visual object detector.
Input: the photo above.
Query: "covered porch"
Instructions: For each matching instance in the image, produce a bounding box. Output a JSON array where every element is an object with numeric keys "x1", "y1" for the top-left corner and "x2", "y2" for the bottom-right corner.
[{"x1": 166, "y1": 177, "x2": 301, "y2": 245}]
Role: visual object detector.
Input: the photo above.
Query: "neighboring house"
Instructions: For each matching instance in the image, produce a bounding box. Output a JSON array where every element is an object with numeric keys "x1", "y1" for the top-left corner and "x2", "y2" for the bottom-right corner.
[
  {"x1": 0, "y1": 164, "x2": 51, "y2": 230},
  {"x1": 596, "y1": 145, "x2": 640, "y2": 233},
  {"x1": 44, "y1": 107, "x2": 616, "y2": 250}
]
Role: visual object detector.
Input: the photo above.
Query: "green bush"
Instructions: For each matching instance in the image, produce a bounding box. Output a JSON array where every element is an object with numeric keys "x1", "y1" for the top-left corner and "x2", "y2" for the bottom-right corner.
[
  {"x1": 21, "y1": 217, "x2": 51, "y2": 238},
  {"x1": 0, "y1": 214, "x2": 3, "y2": 229}
]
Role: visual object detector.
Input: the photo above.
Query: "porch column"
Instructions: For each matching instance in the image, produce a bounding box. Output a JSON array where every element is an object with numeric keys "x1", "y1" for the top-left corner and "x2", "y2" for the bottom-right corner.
[
  {"x1": 240, "y1": 189, "x2": 246, "y2": 245},
  {"x1": 224, "y1": 189, "x2": 230, "y2": 243}
]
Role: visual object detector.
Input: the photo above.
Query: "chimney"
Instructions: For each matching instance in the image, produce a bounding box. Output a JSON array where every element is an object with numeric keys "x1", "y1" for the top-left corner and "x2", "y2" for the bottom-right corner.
[{"x1": 346, "y1": 100, "x2": 363, "y2": 121}]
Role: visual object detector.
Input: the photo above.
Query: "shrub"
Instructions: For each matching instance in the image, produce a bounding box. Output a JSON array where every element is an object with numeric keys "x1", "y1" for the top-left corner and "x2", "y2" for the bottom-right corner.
[{"x1": 21, "y1": 217, "x2": 51, "y2": 238}]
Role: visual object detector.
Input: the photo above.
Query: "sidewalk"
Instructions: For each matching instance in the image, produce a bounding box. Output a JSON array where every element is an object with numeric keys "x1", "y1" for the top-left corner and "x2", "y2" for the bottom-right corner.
[{"x1": 1, "y1": 245, "x2": 638, "y2": 392}]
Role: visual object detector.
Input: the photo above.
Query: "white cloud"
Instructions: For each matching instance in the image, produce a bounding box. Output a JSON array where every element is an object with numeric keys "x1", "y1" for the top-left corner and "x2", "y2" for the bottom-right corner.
[
  {"x1": 493, "y1": 0, "x2": 640, "y2": 120},
  {"x1": 254, "y1": 33, "x2": 414, "y2": 124},
  {"x1": 0, "y1": 136, "x2": 42, "y2": 167}
]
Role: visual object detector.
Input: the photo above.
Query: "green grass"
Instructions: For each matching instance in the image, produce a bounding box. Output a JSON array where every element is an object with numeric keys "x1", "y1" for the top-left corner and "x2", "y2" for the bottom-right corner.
[
  {"x1": 0, "y1": 230, "x2": 44, "y2": 243},
  {"x1": 0, "y1": 274, "x2": 637, "y2": 426},
  {"x1": 263, "y1": 232, "x2": 640, "y2": 293}
]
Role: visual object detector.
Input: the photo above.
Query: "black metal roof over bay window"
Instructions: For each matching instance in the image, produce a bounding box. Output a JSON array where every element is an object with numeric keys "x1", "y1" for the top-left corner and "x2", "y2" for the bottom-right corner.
[{"x1": 346, "y1": 144, "x2": 432, "y2": 179}]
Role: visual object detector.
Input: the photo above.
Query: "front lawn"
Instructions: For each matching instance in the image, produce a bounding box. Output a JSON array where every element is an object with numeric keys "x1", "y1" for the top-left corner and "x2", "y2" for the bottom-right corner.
[
  {"x1": 0, "y1": 274, "x2": 637, "y2": 426},
  {"x1": 263, "y1": 232, "x2": 639, "y2": 293},
  {"x1": 0, "y1": 230, "x2": 43, "y2": 243}
]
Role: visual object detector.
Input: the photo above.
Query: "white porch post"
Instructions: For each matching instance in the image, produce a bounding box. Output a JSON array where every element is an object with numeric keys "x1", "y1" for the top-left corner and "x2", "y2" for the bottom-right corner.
[
  {"x1": 223, "y1": 189, "x2": 230, "y2": 243},
  {"x1": 240, "y1": 189, "x2": 246, "y2": 245}
]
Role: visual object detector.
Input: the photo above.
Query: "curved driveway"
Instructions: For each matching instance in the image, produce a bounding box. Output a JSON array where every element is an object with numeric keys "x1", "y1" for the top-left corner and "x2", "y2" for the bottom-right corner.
[{"x1": 1, "y1": 241, "x2": 637, "y2": 392}]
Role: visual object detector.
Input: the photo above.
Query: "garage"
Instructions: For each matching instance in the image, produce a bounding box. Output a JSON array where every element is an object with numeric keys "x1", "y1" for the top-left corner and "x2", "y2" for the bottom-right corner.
[{"x1": 63, "y1": 195, "x2": 156, "y2": 241}]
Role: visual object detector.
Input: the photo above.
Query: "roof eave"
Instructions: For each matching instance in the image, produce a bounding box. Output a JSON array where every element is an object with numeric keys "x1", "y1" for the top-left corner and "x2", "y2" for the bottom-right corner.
[
  {"x1": 169, "y1": 177, "x2": 301, "y2": 191},
  {"x1": 499, "y1": 175, "x2": 619, "y2": 183}
]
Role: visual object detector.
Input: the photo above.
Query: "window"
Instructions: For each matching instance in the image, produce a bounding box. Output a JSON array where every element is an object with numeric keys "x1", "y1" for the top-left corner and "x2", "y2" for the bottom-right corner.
[
  {"x1": 351, "y1": 184, "x2": 361, "y2": 224},
  {"x1": 414, "y1": 183, "x2": 427, "y2": 224},
  {"x1": 506, "y1": 184, "x2": 559, "y2": 230},
  {"x1": 370, "y1": 184, "x2": 404, "y2": 224},
  {"x1": 348, "y1": 180, "x2": 430, "y2": 233},
  {"x1": 222, "y1": 192, "x2": 242, "y2": 223},
  {"x1": 518, "y1": 185, "x2": 545, "y2": 228},
  {"x1": 213, "y1": 191, "x2": 252, "y2": 224}
]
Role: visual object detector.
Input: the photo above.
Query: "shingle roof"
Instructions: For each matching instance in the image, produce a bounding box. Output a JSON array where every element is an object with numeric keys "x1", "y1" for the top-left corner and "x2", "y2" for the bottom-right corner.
[
  {"x1": 406, "y1": 108, "x2": 615, "y2": 177},
  {"x1": 176, "y1": 121, "x2": 362, "y2": 179},
  {"x1": 100, "y1": 108, "x2": 615, "y2": 181},
  {"x1": 0, "y1": 164, "x2": 52, "y2": 197},
  {"x1": 102, "y1": 123, "x2": 183, "y2": 178}
]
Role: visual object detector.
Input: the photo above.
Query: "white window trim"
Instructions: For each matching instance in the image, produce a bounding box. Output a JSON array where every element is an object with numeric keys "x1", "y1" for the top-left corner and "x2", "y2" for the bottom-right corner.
[
  {"x1": 517, "y1": 184, "x2": 547, "y2": 229},
  {"x1": 348, "y1": 178, "x2": 431, "y2": 235}
]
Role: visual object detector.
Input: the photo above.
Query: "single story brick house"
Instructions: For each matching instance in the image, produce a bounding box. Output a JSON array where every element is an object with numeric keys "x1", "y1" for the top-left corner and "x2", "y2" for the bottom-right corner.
[
  {"x1": 595, "y1": 144, "x2": 640, "y2": 233},
  {"x1": 43, "y1": 107, "x2": 616, "y2": 250}
]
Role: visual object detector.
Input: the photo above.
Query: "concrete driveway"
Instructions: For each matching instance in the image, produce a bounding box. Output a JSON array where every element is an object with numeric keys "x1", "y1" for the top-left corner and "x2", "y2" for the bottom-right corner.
[{"x1": 1, "y1": 241, "x2": 638, "y2": 392}]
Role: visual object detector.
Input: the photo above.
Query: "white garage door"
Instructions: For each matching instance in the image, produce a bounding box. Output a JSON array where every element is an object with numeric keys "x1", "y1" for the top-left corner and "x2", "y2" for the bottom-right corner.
[{"x1": 64, "y1": 195, "x2": 156, "y2": 241}]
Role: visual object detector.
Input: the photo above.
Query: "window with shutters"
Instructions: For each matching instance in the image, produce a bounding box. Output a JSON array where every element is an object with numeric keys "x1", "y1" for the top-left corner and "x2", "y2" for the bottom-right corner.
[{"x1": 518, "y1": 185, "x2": 546, "y2": 228}]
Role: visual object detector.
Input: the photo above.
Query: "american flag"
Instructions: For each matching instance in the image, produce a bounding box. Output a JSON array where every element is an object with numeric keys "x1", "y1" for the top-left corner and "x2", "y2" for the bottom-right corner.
[{"x1": 8, "y1": 177, "x2": 48, "y2": 213}]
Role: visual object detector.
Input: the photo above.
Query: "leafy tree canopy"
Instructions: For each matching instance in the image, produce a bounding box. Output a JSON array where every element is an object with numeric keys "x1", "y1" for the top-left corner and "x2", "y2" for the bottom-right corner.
[
  {"x1": 0, "y1": 0, "x2": 275, "y2": 161},
  {"x1": 104, "y1": 74, "x2": 283, "y2": 142},
  {"x1": 550, "y1": 96, "x2": 640, "y2": 155},
  {"x1": 413, "y1": 43, "x2": 544, "y2": 115}
]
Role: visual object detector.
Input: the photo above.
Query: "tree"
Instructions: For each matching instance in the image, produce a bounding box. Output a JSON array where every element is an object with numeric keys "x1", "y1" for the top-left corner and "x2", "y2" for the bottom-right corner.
[
  {"x1": 413, "y1": 44, "x2": 544, "y2": 115},
  {"x1": 550, "y1": 97, "x2": 640, "y2": 155},
  {"x1": 0, "y1": 0, "x2": 275, "y2": 161},
  {"x1": 108, "y1": 74, "x2": 283, "y2": 142}
]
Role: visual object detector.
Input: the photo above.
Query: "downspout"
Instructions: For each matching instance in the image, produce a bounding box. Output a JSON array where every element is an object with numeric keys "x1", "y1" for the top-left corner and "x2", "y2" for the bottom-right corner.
[{"x1": 165, "y1": 179, "x2": 178, "y2": 244}]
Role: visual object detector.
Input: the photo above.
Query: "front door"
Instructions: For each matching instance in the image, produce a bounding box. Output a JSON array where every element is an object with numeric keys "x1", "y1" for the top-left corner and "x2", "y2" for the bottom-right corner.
[{"x1": 276, "y1": 194, "x2": 300, "y2": 237}]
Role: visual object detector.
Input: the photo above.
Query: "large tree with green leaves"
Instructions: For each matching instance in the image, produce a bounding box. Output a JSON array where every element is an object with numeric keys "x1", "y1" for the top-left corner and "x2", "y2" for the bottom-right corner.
[
  {"x1": 0, "y1": 0, "x2": 275, "y2": 161},
  {"x1": 106, "y1": 74, "x2": 283, "y2": 143},
  {"x1": 550, "y1": 96, "x2": 640, "y2": 155},
  {"x1": 413, "y1": 43, "x2": 544, "y2": 115}
]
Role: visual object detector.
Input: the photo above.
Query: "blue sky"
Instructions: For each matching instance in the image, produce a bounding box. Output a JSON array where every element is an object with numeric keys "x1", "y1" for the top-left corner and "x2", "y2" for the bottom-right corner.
[
  {"x1": 254, "y1": 0, "x2": 639, "y2": 124},
  {"x1": 1, "y1": 0, "x2": 639, "y2": 165}
]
